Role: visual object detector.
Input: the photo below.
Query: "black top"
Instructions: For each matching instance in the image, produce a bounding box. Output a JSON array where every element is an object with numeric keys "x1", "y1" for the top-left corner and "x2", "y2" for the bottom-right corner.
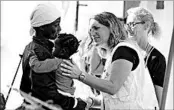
[
  {"x1": 112, "y1": 46, "x2": 139, "y2": 71},
  {"x1": 145, "y1": 48, "x2": 166, "y2": 87},
  {"x1": 20, "y1": 37, "x2": 76, "y2": 110},
  {"x1": 111, "y1": 46, "x2": 166, "y2": 87}
]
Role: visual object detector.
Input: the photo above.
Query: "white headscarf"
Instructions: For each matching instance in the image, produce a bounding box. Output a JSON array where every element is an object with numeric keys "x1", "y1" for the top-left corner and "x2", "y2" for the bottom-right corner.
[{"x1": 30, "y1": 3, "x2": 61, "y2": 36}]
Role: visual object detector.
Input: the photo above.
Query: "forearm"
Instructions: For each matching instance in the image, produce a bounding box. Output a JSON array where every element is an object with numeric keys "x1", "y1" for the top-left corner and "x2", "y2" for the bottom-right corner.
[
  {"x1": 81, "y1": 73, "x2": 117, "y2": 95},
  {"x1": 154, "y1": 85, "x2": 163, "y2": 106},
  {"x1": 29, "y1": 55, "x2": 62, "y2": 73}
]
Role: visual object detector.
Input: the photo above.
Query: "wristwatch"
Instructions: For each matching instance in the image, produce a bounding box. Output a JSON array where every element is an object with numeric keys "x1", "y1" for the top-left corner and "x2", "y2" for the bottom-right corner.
[{"x1": 79, "y1": 72, "x2": 86, "y2": 82}]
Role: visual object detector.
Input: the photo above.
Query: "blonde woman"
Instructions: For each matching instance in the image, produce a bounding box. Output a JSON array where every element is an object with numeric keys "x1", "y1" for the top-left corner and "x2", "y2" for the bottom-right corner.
[
  {"x1": 61, "y1": 12, "x2": 158, "y2": 109},
  {"x1": 126, "y1": 7, "x2": 166, "y2": 107}
]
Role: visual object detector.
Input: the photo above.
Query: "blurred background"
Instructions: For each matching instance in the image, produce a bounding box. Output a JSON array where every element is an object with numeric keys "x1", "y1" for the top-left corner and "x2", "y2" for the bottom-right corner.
[{"x1": 1, "y1": 1, "x2": 173, "y2": 109}]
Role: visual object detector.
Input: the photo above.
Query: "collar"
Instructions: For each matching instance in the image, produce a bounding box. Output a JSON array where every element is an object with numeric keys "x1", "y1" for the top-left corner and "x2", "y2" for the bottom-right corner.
[{"x1": 33, "y1": 36, "x2": 54, "y2": 52}]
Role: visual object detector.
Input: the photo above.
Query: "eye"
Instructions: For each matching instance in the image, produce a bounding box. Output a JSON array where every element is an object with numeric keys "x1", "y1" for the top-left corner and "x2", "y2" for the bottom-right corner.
[
  {"x1": 129, "y1": 22, "x2": 133, "y2": 27},
  {"x1": 93, "y1": 26, "x2": 100, "y2": 30},
  {"x1": 132, "y1": 22, "x2": 137, "y2": 27},
  {"x1": 54, "y1": 22, "x2": 60, "y2": 27},
  {"x1": 54, "y1": 24, "x2": 59, "y2": 27},
  {"x1": 127, "y1": 22, "x2": 135, "y2": 27}
]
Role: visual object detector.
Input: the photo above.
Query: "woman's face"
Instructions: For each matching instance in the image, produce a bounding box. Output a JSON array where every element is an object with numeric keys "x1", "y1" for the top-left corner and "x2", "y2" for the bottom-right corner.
[
  {"x1": 126, "y1": 14, "x2": 146, "y2": 40},
  {"x1": 42, "y1": 17, "x2": 61, "y2": 40},
  {"x1": 89, "y1": 19, "x2": 110, "y2": 47}
]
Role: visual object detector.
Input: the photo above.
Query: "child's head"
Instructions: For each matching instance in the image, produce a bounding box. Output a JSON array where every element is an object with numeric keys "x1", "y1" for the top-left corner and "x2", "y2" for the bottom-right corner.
[{"x1": 53, "y1": 33, "x2": 80, "y2": 59}]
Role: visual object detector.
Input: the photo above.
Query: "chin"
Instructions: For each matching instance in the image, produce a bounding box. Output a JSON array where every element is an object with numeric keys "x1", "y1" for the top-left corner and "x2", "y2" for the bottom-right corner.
[{"x1": 94, "y1": 40, "x2": 102, "y2": 46}]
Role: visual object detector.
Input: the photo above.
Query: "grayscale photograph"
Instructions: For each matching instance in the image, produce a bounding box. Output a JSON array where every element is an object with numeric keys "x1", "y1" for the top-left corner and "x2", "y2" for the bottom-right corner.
[{"x1": 1, "y1": 1, "x2": 173, "y2": 110}]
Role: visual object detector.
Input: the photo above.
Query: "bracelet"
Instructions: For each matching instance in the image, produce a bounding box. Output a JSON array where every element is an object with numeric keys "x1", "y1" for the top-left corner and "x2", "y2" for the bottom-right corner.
[
  {"x1": 78, "y1": 71, "x2": 82, "y2": 80},
  {"x1": 78, "y1": 72, "x2": 86, "y2": 82}
]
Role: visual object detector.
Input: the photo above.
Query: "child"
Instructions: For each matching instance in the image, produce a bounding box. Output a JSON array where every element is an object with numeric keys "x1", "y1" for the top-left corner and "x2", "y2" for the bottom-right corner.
[
  {"x1": 53, "y1": 33, "x2": 79, "y2": 96},
  {"x1": 53, "y1": 33, "x2": 94, "y2": 109}
]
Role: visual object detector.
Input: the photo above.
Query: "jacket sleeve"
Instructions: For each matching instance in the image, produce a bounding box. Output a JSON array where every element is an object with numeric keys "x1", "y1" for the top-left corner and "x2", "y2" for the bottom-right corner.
[{"x1": 28, "y1": 50, "x2": 62, "y2": 73}]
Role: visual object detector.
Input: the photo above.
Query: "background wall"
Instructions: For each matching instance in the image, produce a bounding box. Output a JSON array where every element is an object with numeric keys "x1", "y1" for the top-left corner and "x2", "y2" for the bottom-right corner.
[{"x1": 75, "y1": 1, "x2": 124, "y2": 41}]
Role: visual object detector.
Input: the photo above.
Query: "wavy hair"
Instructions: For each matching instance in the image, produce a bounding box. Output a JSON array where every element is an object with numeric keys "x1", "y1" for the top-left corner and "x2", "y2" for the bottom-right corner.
[{"x1": 88, "y1": 12, "x2": 128, "y2": 49}]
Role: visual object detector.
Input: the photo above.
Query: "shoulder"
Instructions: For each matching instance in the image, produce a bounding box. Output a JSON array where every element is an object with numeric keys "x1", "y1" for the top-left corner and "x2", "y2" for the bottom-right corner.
[
  {"x1": 112, "y1": 46, "x2": 139, "y2": 71},
  {"x1": 112, "y1": 40, "x2": 139, "y2": 58},
  {"x1": 25, "y1": 41, "x2": 44, "y2": 52},
  {"x1": 151, "y1": 48, "x2": 166, "y2": 63},
  {"x1": 112, "y1": 46, "x2": 138, "y2": 61},
  {"x1": 23, "y1": 42, "x2": 36, "y2": 56},
  {"x1": 113, "y1": 46, "x2": 137, "y2": 55},
  {"x1": 148, "y1": 48, "x2": 166, "y2": 69},
  {"x1": 25, "y1": 41, "x2": 51, "y2": 60}
]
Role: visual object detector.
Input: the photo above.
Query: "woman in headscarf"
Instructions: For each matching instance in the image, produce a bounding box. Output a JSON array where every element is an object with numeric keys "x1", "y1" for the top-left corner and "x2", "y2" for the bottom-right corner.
[{"x1": 18, "y1": 3, "x2": 88, "y2": 110}]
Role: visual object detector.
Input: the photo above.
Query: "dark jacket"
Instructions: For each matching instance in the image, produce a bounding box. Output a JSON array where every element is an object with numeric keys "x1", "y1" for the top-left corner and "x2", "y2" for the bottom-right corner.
[{"x1": 20, "y1": 37, "x2": 77, "y2": 110}]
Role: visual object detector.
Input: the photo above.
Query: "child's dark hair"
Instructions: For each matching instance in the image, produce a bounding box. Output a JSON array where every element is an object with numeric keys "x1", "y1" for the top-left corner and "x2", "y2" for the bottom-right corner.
[{"x1": 53, "y1": 33, "x2": 80, "y2": 59}]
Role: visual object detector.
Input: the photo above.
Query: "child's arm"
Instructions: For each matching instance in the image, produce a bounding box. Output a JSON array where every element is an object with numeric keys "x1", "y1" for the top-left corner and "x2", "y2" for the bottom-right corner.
[{"x1": 29, "y1": 50, "x2": 62, "y2": 73}]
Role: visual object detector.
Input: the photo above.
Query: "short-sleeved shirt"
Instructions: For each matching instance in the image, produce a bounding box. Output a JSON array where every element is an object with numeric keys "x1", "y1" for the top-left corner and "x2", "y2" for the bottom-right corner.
[
  {"x1": 112, "y1": 46, "x2": 139, "y2": 71},
  {"x1": 145, "y1": 48, "x2": 166, "y2": 87},
  {"x1": 112, "y1": 46, "x2": 166, "y2": 87}
]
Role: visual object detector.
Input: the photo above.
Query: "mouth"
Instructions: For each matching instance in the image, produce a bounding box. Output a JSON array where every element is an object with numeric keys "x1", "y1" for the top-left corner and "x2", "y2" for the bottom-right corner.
[
  {"x1": 92, "y1": 35, "x2": 100, "y2": 43},
  {"x1": 127, "y1": 28, "x2": 134, "y2": 36},
  {"x1": 55, "y1": 32, "x2": 60, "y2": 37},
  {"x1": 56, "y1": 33, "x2": 60, "y2": 37}
]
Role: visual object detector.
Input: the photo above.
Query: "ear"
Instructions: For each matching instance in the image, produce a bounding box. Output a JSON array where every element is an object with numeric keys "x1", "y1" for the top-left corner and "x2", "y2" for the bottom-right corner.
[{"x1": 144, "y1": 21, "x2": 151, "y2": 31}]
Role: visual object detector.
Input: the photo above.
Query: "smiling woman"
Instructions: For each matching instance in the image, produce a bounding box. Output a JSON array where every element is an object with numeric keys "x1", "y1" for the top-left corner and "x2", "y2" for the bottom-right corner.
[
  {"x1": 89, "y1": 19, "x2": 110, "y2": 47},
  {"x1": 60, "y1": 11, "x2": 158, "y2": 109},
  {"x1": 126, "y1": 7, "x2": 167, "y2": 107}
]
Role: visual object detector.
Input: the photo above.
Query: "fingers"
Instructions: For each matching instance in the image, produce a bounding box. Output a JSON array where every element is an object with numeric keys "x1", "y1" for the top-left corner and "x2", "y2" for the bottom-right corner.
[
  {"x1": 71, "y1": 59, "x2": 76, "y2": 66},
  {"x1": 62, "y1": 72, "x2": 71, "y2": 77},
  {"x1": 60, "y1": 64, "x2": 72, "y2": 72},
  {"x1": 63, "y1": 59, "x2": 74, "y2": 67},
  {"x1": 60, "y1": 67, "x2": 71, "y2": 73}
]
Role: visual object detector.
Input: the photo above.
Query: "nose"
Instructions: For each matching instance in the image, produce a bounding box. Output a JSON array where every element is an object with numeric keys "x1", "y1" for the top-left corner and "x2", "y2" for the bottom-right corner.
[{"x1": 58, "y1": 25, "x2": 61, "y2": 32}]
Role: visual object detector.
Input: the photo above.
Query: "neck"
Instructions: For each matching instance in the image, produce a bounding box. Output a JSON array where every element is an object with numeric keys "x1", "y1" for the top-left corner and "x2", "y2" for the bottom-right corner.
[
  {"x1": 97, "y1": 45, "x2": 113, "y2": 58},
  {"x1": 138, "y1": 40, "x2": 147, "y2": 51},
  {"x1": 145, "y1": 43, "x2": 153, "y2": 54},
  {"x1": 35, "y1": 32, "x2": 48, "y2": 40},
  {"x1": 136, "y1": 33, "x2": 149, "y2": 51}
]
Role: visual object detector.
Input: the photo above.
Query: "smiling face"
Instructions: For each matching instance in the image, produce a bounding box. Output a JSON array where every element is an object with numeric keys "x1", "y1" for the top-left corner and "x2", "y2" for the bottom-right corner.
[
  {"x1": 127, "y1": 13, "x2": 150, "y2": 48},
  {"x1": 126, "y1": 14, "x2": 145, "y2": 37},
  {"x1": 42, "y1": 17, "x2": 61, "y2": 40},
  {"x1": 89, "y1": 19, "x2": 110, "y2": 48}
]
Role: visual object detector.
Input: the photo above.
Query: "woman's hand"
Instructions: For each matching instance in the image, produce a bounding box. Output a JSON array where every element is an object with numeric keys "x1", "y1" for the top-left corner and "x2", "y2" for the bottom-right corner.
[{"x1": 60, "y1": 59, "x2": 82, "y2": 79}]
